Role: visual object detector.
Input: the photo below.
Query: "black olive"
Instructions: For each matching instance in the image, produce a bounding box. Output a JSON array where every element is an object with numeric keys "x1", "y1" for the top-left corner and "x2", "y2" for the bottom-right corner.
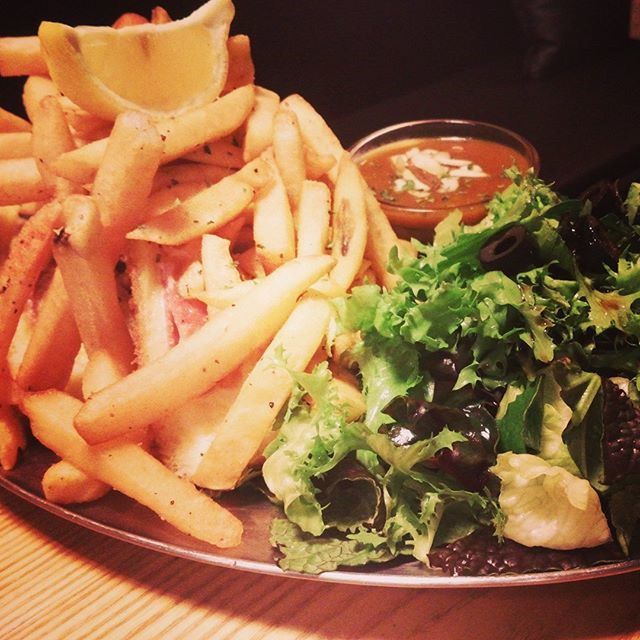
[
  {"x1": 580, "y1": 179, "x2": 623, "y2": 219},
  {"x1": 558, "y1": 213, "x2": 618, "y2": 275},
  {"x1": 479, "y1": 224, "x2": 538, "y2": 276}
]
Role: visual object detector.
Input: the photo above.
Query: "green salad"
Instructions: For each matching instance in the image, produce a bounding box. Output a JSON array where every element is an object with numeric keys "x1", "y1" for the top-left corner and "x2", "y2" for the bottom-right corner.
[{"x1": 262, "y1": 170, "x2": 640, "y2": 576}]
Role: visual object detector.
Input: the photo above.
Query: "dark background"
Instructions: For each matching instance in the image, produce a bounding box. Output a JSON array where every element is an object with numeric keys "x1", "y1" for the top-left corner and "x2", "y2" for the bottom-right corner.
[{"x1": 2, "y1": 1, "x2": 639, "y2": 194}]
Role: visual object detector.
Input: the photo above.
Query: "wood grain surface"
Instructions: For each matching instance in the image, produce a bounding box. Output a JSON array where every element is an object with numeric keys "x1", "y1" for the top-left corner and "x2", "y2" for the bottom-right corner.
[{"x1": 1, "y1": 486, "x2": 639, "y2": 640}]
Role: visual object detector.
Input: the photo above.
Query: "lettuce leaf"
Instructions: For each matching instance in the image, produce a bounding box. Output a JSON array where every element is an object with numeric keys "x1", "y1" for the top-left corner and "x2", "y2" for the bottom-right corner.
[{"x1": 270, "y1": 519, "x2": 392, "y2": 574}]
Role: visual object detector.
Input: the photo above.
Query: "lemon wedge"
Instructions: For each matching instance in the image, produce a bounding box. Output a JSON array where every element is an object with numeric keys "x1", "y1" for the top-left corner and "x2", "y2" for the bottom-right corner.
[{"x1": 38, "y1": 0, "x2": 234, "y2": 121}]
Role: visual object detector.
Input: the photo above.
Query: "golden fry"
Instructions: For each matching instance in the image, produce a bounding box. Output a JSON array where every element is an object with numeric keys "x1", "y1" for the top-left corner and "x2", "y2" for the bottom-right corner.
[
  {"x1": 52, "y1": 195, "x2": 134, "y2": 383},
  {"x1": 0, "y1": 36, "x2": 48, "y2": 77},
  {"x1": 129, "y1": 175, "x2": 255, "y2": 245},
  {"x1": 324, "y1": 155, "x2": 368, "y2": 292},
  {"x1": 182, "y1": 139, "x2": 244, "y2": 168},
  {"x1": 151, "y1": 6, "x2": 172, "y2": 24},
  {"x1": 296, "y1": 179, "x2": 331, "y2": 257},
  {"x1": 281, "y1": 93, "x2": 344, "y2": 183},
  {"x1": 0, "y1": 200, "x2": 61, "y2": 378},
  {"x1": 242, "y1": 86, "x2": 279, "y2": 162},
  {"x1": 0, "y1": 132, "x2": 32, "y2": 160},
  {"x1": 42, "y1": 459, "x2": 111, "y2": 504},
  {"x1": 91, "y1": 110, "x2": 163, "y2": 247},
  {"x1": 362, "y1": 187, "x2": 404, "y2": 290},
  {"x1": 223, "y1": 34, "x2": 255, "y2": 94},
  {"x1": 153, "y1": 355, "x2": 258, "y2": 478},
  {"x1": 22, "y1": 76, "x2": 58, "y2": 122},
  {"x1": 201, "y1": 233, "x2": 242, "y2": 290},
  {"x1": 253, "y1": 153, "x2": 295, "y2": 272},
  {"x1": 193, "y1": 294, "x2": 333, "y2": 490},
  {"x1": 151, "y1": 163, "x2": 233, "y2": 191},
  {"x1": 0, "y1": 402, "x2": 27, "y2": 470},
  {"x1": 0, "y1": 158, "x2": 55, "y2": 205},
  {"x1": 272, "y1": 104, "x2": 305, "y2": 208},
  {"x1": 128, "y1": 158, "x2": 270, "y2": 245},
  {"x1": 126, "y1": 239, "x2": 174, "y2": 366},
  {"x1": 16, "y1": 267, "x2": 81, "y2": 392},
  {"x1": 30, "y1": 94, "x2": 77, "y2": 196},
  {"x1": 0, "y1": 106, "x2": 31, "y2": 133}
]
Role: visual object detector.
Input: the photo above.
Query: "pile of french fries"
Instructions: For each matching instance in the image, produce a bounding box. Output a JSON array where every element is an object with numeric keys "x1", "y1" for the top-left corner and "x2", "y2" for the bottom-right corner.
[{"x1": 0, "y1": 7, "x2": 407, "y2": 548}]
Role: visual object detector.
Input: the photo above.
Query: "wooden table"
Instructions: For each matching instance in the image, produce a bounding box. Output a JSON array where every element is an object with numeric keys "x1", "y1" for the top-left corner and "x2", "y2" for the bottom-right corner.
[{"x1": 2, "y1": 487, "x2": 639, "y2": 640}]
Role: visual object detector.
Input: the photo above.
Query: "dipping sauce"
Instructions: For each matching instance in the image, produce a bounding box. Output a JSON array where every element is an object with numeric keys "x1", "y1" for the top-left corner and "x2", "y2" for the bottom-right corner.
[{"x1": 350, "y1": 120, "x2": 539, "y2": 236}]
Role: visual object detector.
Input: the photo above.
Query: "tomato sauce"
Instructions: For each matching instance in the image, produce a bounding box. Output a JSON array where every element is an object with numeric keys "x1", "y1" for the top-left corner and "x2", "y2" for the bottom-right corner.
[{"x1": 357, "y1": 137, "x2": 533, "y2": 229}]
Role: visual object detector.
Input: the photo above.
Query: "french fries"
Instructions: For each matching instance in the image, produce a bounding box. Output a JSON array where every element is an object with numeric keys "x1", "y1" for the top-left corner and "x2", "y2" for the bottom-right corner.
[
  {"x1": 0, "y1": 4, "x2": 404, "y2": 551},
  {"x1": 52, "y1": 85, "x2": 256, "y2": 184},
  {"x1": 74, "y1": 254, "x2": 333, "y2": 444}
]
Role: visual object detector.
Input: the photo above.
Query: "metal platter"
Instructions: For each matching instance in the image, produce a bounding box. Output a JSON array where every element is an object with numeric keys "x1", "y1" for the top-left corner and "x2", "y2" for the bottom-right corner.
[{"x1": 2, "y1": 442, "x2": 639, "y2": 588}]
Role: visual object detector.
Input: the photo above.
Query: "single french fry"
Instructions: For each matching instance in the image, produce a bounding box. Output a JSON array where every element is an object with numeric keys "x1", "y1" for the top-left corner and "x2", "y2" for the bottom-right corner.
[
  {"x1": 126, "y1": 239, "x2": 174, "y2": 366},
  {"x1": 0, "y1": 205, "x2": 25, "y2": 262},
  {"x1": 242, "y1": 86, "x2": 279, "y2": 162},
  {"x1": 22, "y1": 76, "x2": 58, "y2": 122},
  {"x1": 58, "y1": 99, "x2": 112, "y2": 141},
  {"x1": 52, "y1": 196, "x2": 134, "y2": 381},
  {"x1": 0, "y1": 402, "x2": 26, "y2": 470},
  {"x1": 223, "y1": 34, "x2": 255, "y2": 94},
  {"x1": 0, "y1": 158, "x2": 55, "y2": 205},
  {"x1": 182, "y1": 139, "x2": 244, "y2": 169},
  {"x1": 42, "y1": 459, "x2": 111, "y2": 504},
  {"x1": 314, "y1": 155, "x2": 368, "y2": 294},
  {"x1": 74, "y1": 254, "x2": 334, "y2": 444},
  {"x1": 151, "y1": 6, "x2": 172, "y2": 24},
  {"x1": 16, "y1": 268, "x2": 81, "y2": 392},
  {"x1": 296, "y1": 180, "x2": 331, "y2": 257},
  {"x1": 155, "y1": 83, "x2": 255, "y2": 162},
  {"x1": 151, "y1": 163, "x2": 233, "y2": 192},
  {"x1": 30, "y1": 95, "x2": 77, "y2": 195},
  {"x1": 272, "y1": 104, "x2": 306, "y2": 208},
  {"x1": 112, "y1": 12, "x2": 148, "y2": 28},
  {"x1": 144, "y1": 180, "x2": 208, "y2": 219},
  {"x1": 0, "y1": 132, "x2": 32, "y2": 159},
  {"x1": 0, "y1": 106, "x2": 31, "y2": 133},
  {"x1": 330, "y1": 375, "x2": 366, "y2": 422},
  {"x1": 23, "y1": 390, "x2": 243, "y2": 548},
  {"x1": 53, "y1": 85, "x2": 256, "y2": 184},
  {"x1": 201, "y1": 234, "x2": 242, "y2": 289},
  {"x1": 329, "y1": 155, "x2": 369, "y2": 290},
  {"x1": 193, "y1": 294, "x2": 333, "y2": 490},
  {"x1": 194, "y1": 278, "x2": 260, "y2": 310},
  {"x1": 0, "y1": 200, "x2": 61, "y2": 380},
  {"x1": 91, "y1": 111, "x2": 163, "y2": 247},
  {"x1": 176, "y1": 260, "x2": 205, "y2": 299},
  {"x1": 128, "y1": 158, "x2": 270, "y2": 245},
  {"x1": 129, "y1": 177, "x2": 254, "y2": 245},
  {"x1": 0, "y1": 36, "x2": 48, "y2": 77},
  {"x1": 303, "y1": 145, "x2": 335, "y2": 180},
  {"x1": 253, "y1": 152, "x2": 295, "y2": 272},
  {"x1": 80, "y1": 350, "x2": 135, "y2": 404},
  {"x1": 281, "y1": 93, "x2": 344, "y2": 183},
  {"x1": 363, "y1": 187, "x2": 410, "y2": 290}
]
